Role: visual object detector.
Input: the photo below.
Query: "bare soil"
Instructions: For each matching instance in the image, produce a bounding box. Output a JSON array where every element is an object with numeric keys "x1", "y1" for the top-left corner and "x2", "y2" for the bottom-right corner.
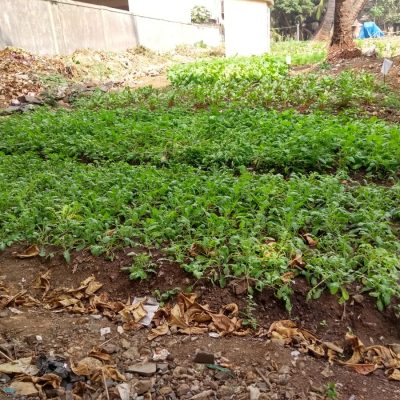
[{"x1": 1, "y1": 245, "x2": 399, "y2": 399}]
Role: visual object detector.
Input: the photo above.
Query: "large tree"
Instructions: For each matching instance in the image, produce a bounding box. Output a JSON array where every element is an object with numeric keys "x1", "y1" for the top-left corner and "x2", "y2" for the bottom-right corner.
[
  {"x1": 314, "y1": 0, "x2": 369, "y2": 41},
  {"x1": 328, "y1": 0, "x2": 361, "y2": 59}
]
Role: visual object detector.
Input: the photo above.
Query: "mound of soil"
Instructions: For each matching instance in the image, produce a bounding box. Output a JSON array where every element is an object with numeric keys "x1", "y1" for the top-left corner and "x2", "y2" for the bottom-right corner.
[{"x1": 0, "y1": 245, "x2": 399, "y2": 399}]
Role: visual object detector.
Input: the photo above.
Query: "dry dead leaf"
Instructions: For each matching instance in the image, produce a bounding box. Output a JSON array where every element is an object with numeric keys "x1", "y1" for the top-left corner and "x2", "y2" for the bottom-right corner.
[
  {"x1": 303, "y1": 234, "x2": 317, "y2": 248},
  {"x1": 91, "y1": 366, "x2": 126, "y2": 383},
  {"x1": 16, "y1": 245, "x2": 40, "y2": 259},
  {"x1": 289, "y1": 250, "x2": 305, "y2": 268},
  {"x1": 119, "y1": 302, "x2": 147, "y2": 323},
  {"x1": 347, "y1": 363, "x2": 377, "y2": 375},
  {"x1": 388, "y1": 369, "x2": 400, "y2": 381},
  {"x1": 88, "y1": 348, "x2": 112, "y2": 362},
  {"x1": 281, "y1": 271, "x2": 295, "y2": 283},
  {"x1": 33, "y1": 271, "x2": 51, "y2": 299},
  {"x1": 71, "y1": 357, "x2": 103, "y2": 376},
  {"x1": 148, "y1": 323, "x2": 170, "y2": 341}
]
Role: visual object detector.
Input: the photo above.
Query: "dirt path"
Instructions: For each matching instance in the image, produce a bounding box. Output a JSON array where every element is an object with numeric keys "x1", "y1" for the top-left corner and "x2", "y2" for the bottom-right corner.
[{"x1": 1, "y1": 245, "x2": 400, "y2": 399}]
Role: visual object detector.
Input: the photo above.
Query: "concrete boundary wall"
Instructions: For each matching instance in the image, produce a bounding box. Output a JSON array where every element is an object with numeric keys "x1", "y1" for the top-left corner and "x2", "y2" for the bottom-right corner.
[{"x1": 0, "y1": 0, "x2": 221, "y2": 55}]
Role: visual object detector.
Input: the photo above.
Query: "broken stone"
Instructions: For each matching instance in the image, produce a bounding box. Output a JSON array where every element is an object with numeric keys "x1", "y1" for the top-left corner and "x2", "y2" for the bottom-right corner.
[
  {"x1": 23, "y1": 95, "x2": 43, "y2": 105},
  {"x1": 133, "y1": 379, "x2": 152, "y2": 395},
  {"x1": 249, "y1": 385, "x2": 261, "y2": 400},
  {"x1": 353, "y1": 294, "x2": 365, "y2": 304},
  {"x1": 159, "y1": 386, "x2": 173, "y2": 395},
  {"x1": 9, "y1": 382, "x2": 38, "y2": 397},
  {"x1": 122, "y1": 346, "x2": 140, "y2": 360},
  {"x1": 102, "y1": 344, "x2": 119, "y2": 354},
  {"x1": 193, "y1": 351, "x2": 215, "y2": 364},
  {"x1": 121, "y1": 338, "x2": 131, "y2": 349},
  {"x1": 177, "y1": 383, "x2": 191, "y2": 396},
  {"x1": 1, "y1": 106, "x2": 23, "y2": 115},
  {"x1": 190, "y1": 390, "x2": 215, "y2": 399},
  {"x1": 10, "y1": 99, "x2": 21, "y2": 106},
  {"x1": 127, "y1": 362, "x2": 156, "y2": 376},
  {"x1": 0, "y1": 373, "x2": 10, "y2": 384},
  {"x1": 156, "y1": 363, "x2": 169, "y2": 373}
]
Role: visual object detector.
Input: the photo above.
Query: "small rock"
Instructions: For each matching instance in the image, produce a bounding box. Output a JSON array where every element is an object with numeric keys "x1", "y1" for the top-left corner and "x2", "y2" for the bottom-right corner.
[
  {"x1": 248, "y1": 385, "x2": 260, "y2": 400},
  {"x1": 127, "y1": 362, "x2": 157, "y2": 376},
  {"x1": 193, "y1": 351, "x2": 215, "y2": 364},
  {"x1": 321, "y1": 365, "x2": 334, "y2": 378},
  {"x1": 177, "y1": 384, "x2": 190, "y2": 396},
  {"x1": 122, "y1": 347, "x2": 140, "y2": 360},
  {"x1": 173, "y1": 366, "x2": 191, "y2": 378},
  {"x1": 1, "y1": 106, "x2": 23, "y2": 115},
  {"x1": 133, "y1": 379, "x2": 152, "y2": 395},
  {"x1": 121, "y1": 338, "x2": 131, "y2": 349},
  {"x1": 278, "y1": 365, "x2": 290, "y2": 375},
  {"x1": 9, "y1": 382, "x2": 38, "y2": 397},
  {"x1": 190, "y1": 390, "x2": 215, "y2": 399},
  {"x1": 0, "y1": 373, "x2": 11, "y2": 384},
  {"x1": 156, "y1": 363, "x2": 169, "y2": 373},
  {"x1": 23, "y1": 95, "x2": 43, "y2": 105},
  {"x1": 10, "y1": 99, "x2": 21, "y2": 106},
  {"x1": 0, "y1": 310, "x2": 10, "y2": 318},
  {"x1": 102, "y1": 344, "x2": 119, "y2": 354},
  {"x1": 116, "y1": 382, "x2": 130, "y2": 400},
  {"x1": 159, "y1": 386, "x2": 173, "y2": 395},
  {"x1": 352, "y1": 294, "x2": 364, "y2": 304}
]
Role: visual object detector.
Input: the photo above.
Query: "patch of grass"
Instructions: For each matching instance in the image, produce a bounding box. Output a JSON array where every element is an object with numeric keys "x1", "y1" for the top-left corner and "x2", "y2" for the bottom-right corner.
[
  {"x1": 0, "y1": 54, "x2": 399, "y2": 311},
  {"x1": 271, "y1": 40, "x2": 327, "y2": 65}
]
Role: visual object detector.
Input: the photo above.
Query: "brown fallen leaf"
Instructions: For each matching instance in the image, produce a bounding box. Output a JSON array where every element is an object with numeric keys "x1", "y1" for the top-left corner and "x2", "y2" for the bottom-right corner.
[
  {"x1": 71, "y1": 357, "x2": 103, "y2": 376},
  {"x1": 289, "y1": 250, "x2": 305, "y2": 268},
  {"x1": 388, "y1": 369, "x2": 400, "y2": 381},
  {"x1": 91, "y1": 366, "x2": 126, "y2": 384},
  {"x1": 33, "y1": 271, "x2": 51, "y2": 299},
  {"x1": 16, "y1": 245, "x2": 40, "y2": 259},
  {"x1": 303, "y1": 233, "x2": 317, "y2": 248},
  {"x1": 148, "y1": 323, "x2": 170, "y2": 341},
  {"x1": 88, "y1": 348, "x2": 112, "y2": 362},
  {"x1": 281, "y1": 271, "x2": 295, "y2": 284},
  {"x1": 347, "y1": 363, "x2": 377, "y2": 375}
]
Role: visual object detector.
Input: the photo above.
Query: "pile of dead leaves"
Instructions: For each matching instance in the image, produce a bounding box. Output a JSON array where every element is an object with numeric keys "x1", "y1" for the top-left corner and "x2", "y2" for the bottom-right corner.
[
  {"x1": 0, "y1": 47, "x2": 68, "y2": 108},
  {"x1": 0, "y1": 348, "x2": 126, "y2": 399},
  {"x1": 267, "y1": 320, "x2": 400, "y2": 381},
  {"x1": 148, "y1": 292, "x2": 249, "y2": 340}
]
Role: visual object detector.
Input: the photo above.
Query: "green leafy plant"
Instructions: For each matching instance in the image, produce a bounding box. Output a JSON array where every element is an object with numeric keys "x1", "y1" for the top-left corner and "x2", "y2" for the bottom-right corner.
[
  {"x1": 128, "y1": 253, "x2": 156, "y2": 280},
  {"x1": 325, "y1": 382, "x2": 338, "y2": 399},
  {"x1": 191, "y1": 5, "x2": 211, "y2": 24}
]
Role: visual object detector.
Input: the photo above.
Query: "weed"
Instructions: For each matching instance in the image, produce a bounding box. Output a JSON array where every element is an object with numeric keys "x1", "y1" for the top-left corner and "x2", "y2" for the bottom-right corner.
[
  {"x1": 242, "y1": 292, "x2": 259, "y2": 330},
  {"x1": 325, "y1": 382, "x2": 338, "y2": 399},
  {"x1": 127, "y1": 253, "x2": 156, "y2": 280}
]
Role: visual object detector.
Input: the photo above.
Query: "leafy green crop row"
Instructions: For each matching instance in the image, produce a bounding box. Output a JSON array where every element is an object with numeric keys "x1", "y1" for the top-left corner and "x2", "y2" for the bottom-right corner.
[
  {"x1": 0, "y1": 154, "x2": 399, "y2": 310},
  {"x1": 168, "y1": 56, "x2": 380, "y2": 112},
  {"x1": 1, "y1": 104, "x2": 399, "y2": 177},
  {"x1": 1, "y1": 53, "x2": 399, "y2": 310}
]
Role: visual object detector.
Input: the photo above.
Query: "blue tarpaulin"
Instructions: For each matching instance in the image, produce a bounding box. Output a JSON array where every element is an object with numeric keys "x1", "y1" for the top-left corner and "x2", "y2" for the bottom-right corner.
[{"x1": 359, "y1": 22, "x2": 384, "y2": 39}]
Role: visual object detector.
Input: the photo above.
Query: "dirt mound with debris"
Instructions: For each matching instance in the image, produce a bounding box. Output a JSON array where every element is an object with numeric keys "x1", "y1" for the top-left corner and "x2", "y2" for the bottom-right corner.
[
  {"x1": 0, "y1": 46, "x2": 221, "y2": 111},
  {"x1": 0, "y1": 48, "x2": 68, "y2": 108},
  {"x1": 0, "y1": 245, "x2": 399, "y2": 399}
]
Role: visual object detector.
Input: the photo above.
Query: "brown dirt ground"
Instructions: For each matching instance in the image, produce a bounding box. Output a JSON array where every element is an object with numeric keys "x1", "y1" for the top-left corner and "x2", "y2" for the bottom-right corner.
[{"x1": 1, "y1": 245, "x2": 400, "y2": 399}]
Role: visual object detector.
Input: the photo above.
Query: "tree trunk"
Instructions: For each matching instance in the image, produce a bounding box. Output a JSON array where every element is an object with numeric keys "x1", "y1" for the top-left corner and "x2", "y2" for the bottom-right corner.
[
  {"x1": 328, "y1": 0, "x2": 361, "y2": 59},
  {"x1": 314, "y1": 0, "x2": 368, "y2": 42},
  {"x1": 350, "y1": 0, "x2": 369, "y2": 23},
  {"x1": 314, "y1": 0, "x2": 336, "y2": 41}
]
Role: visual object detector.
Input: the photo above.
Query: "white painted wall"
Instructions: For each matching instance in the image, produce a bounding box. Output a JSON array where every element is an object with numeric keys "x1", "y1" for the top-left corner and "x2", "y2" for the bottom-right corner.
[
  {"x1": 224, "y1": 0, "x2": 271, "y2": 56},
  {"x1": 0, "y1": 0, "x2": 222, "y2": 55},
  {"x1": 135, "y1": 17, "x2": 221, "y2": 51},
  {"x1": 128, "y1": 0, "x2": 222, "y2": 23}
]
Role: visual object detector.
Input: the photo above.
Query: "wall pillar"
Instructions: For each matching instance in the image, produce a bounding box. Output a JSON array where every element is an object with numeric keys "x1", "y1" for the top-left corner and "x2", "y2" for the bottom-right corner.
[{"x1": 224, "y1": 0, "x2": 271, "y2": 56}]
